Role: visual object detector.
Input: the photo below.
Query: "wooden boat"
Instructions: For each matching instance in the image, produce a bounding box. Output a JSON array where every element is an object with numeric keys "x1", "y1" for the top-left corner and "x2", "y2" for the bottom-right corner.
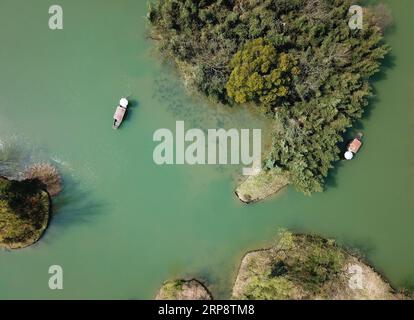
[
  {"x1": 113, "y1": 98, "x2": 129, "y2": 129},
  {"x1": 344, "y1": 135, "x2": 363, "y2": 160},
  {"x1": 347, "y1": 138, "x2": 362, "y2": 153}
]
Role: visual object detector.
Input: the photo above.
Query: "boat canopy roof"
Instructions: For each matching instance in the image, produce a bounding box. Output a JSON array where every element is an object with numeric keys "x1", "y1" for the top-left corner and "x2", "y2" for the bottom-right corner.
[
  {"x1": 348, "y1": 139, "x2": 362, "y2": 153},
  {"x1": 120, "y1": 98, "x2": 128, "y2": 108},
  {"x1": 114, "y1": 106, "x2": 126, "y2": 121},
  {"x1": 344, "y1": 151, "x2": 354, "y2": 160}
]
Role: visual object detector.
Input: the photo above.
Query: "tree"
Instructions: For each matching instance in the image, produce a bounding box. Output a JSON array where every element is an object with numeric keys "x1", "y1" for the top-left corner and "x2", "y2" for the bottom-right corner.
[{"x1": 226, "y1": 38, "x2": 298, "y2": 107}]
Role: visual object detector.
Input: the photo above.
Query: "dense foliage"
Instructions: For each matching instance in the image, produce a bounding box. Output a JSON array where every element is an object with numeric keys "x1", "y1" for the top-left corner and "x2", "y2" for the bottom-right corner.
[
  {"x1": 226, "y1": 38, "x2": 298, "y2": 105},
  {"x1": 0, "y1": 177, "x2": 50, "y2": 248},
  {"x1": 149, "y1": 0, "x2": 390, "y2": 194}
]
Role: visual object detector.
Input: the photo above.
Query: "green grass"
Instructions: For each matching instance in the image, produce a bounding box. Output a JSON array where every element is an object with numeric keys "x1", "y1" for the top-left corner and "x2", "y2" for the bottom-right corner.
[
  {"x1": 236, "y1": 169, "x2": 289, "y2": 203},
  {"x1": 158, "y1": 280, "x2": 184, "y2": 299}
]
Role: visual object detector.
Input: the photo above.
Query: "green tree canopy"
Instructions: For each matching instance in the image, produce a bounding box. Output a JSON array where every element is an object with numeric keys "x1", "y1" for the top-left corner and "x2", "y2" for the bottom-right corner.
[{"x1": 226, "y1": 38, "x2": 299, "y2": 107}]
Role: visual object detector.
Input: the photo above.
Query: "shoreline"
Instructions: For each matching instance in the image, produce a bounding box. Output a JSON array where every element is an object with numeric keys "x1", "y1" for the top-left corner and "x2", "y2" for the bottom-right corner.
[{"x1": 235, "y1": 170, "x2": 289, "y2": 204}]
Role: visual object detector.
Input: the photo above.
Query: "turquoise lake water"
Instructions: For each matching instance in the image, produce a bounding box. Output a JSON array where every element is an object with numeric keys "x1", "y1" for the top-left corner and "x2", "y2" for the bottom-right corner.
[{"x1": 0, "y1": 0, "x2": 413, "y2": 299}]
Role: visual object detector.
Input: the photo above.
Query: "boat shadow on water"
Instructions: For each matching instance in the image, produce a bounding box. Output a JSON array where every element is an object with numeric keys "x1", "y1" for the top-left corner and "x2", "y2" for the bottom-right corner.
[{"x1": 116, "y1": 99, "x2": 139, "y2": 129}]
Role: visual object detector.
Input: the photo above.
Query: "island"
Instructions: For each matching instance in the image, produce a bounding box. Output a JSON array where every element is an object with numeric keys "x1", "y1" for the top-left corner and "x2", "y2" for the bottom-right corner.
[
  {"x1": 155, "y1": 279, "x2": 213, "y2": 300},
  {"x1": 0, "y1": 162, "x2": 61, "y2": 249},
  {"x1": 148, "y1": 0, "x2": 392, "y2": 202},
  {"x1": 0, "y1": 177, "x2": 50, "y2": 249},
  {"x1": 232, "y1": 231, "x2": 408, "y2": 300}
]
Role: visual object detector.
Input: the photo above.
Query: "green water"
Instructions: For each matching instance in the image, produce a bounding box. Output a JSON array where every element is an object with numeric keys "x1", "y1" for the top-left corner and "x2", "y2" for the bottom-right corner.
[{"x1": 0, "y1": 0, "x2": 413, "y2": 299}]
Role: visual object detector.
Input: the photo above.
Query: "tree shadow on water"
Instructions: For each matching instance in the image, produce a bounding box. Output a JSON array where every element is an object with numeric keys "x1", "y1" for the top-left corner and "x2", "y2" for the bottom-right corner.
[
  {"x1": 399, "y1": 276, "x2": 414, "y2": 293},
  {"x1": 324, "y1": 159, "x2": 345, "y2": 190},
  {"x1": 324, "y1": 51, "x2": 396, "y2": 190},
  {"x1": 41, "y1": 175, "x2": 107, "y2": 242},
  {"x1": 360, "y1": 52, "x2": 396, "y2": 123},
  {"x1": 371, "y1": 51, "x2": 396, "y2": 84},
  {"x1": 339, "y1": 236, "x2": 377, "y2": 258}
]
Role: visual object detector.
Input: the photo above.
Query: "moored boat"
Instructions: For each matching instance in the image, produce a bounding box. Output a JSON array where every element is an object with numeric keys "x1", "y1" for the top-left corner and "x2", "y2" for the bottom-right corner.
[
  {"x1": 344, "y1": 134, "x2": 363, "y2": 160},
  {"x1": 113, "y1": 98, "x2": 129, "y2": 129}
]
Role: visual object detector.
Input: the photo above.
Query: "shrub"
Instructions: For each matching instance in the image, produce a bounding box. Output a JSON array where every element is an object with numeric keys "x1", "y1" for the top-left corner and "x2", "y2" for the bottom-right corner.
[{"x1": 23, "y1": 163, "x2": 62, "y2": 197}]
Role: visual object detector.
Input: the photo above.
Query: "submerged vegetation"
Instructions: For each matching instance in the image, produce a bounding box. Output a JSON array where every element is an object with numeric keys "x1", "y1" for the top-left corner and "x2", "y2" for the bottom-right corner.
[
  {"x1": 148, "y1": 0, "x2": 391, "y2": 195},
  {"x1": 0, "y1": 177, "x2": 50, "y2": 249}
]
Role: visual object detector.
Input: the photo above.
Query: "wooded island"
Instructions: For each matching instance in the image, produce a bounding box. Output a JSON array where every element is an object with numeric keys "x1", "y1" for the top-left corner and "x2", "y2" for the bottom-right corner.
[{"x1": 148, "y1": 0, "x2": 391, "y2": 200}]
